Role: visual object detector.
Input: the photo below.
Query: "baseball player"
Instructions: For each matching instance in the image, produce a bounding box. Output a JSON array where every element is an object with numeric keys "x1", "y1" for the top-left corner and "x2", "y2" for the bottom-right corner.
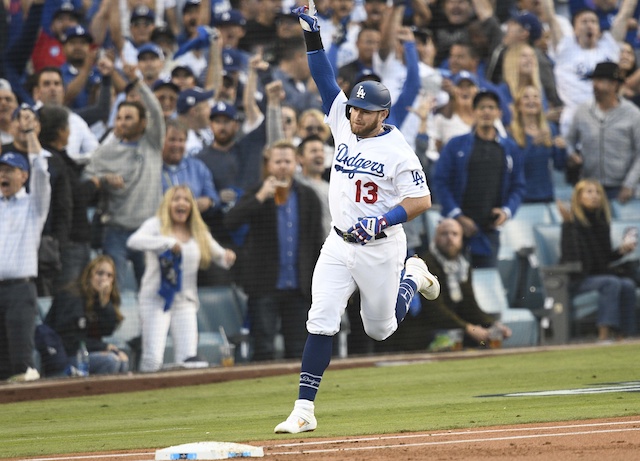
[{"x1": 273, "y1": 5, "x2": 440, "y2": 434}]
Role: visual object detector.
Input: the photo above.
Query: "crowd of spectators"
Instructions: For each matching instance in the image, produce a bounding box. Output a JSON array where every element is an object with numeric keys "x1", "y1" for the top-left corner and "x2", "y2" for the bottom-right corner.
[{"x1": 1, "y1": 0, "x2": 640, "y2": 380}]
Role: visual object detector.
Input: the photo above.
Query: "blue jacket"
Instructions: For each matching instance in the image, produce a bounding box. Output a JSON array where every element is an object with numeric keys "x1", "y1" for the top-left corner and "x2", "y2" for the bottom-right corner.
[{"x1": 433, "y1": 131, "x2": 526, "y2": 255}]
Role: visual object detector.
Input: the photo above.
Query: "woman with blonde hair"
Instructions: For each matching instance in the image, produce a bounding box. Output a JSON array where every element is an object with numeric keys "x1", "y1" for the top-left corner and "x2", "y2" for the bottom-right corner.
[
  {"x1": 127, "y1": 185, "x2": 236, "y2": 371},
  {"x1": 560, "y1": 179, "x2": 637, "y2": 341},
  {"x1": 46, "y1": 255, "x2": 129, "y2": 376},
  {"x1": 509, "y1": 85, "x2": 567, "y2": 203},
  {"x1": 498, "y1": 43, "x2": 555, "y2": 126}
]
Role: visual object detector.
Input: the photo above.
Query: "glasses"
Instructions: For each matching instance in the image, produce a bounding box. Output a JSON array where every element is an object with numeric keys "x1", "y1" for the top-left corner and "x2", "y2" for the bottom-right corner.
[
  {"x1": 304, "y1": 125, "x2": 323, "y2": 133},
  {"x1": 95, "y1": 270, "x2": 114, "y2": 278}
]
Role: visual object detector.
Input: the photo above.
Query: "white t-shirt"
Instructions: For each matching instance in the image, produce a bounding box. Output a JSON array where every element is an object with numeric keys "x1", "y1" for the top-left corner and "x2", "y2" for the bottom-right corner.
[{"x1": 554, "y1": 31, "x2": 620, "y2": 134}]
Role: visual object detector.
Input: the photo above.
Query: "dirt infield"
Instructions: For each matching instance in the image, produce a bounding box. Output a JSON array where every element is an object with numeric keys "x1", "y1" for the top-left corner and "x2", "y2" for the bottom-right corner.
[{"x1": 12, "y1": 417, "x2": 640, "y2": 461}]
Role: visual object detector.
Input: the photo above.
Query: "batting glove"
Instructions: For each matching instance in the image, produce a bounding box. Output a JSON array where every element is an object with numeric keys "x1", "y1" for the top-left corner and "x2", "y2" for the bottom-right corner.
[
  {"x1": 348, "y1": 215, "x2": 390, "y2": 245},
  {"x1": 293, "y1": 6, "x2": 320, "y2": 32}
]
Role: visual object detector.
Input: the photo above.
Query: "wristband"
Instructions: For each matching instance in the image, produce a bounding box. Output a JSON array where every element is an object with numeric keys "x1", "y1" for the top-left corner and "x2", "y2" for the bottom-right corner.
[
  {"x1": 303, "y1": 31, "x2": 324, "y2": 52},
  {"x1": 383, "y1": 205, "x2": 408, "y2": 226}
]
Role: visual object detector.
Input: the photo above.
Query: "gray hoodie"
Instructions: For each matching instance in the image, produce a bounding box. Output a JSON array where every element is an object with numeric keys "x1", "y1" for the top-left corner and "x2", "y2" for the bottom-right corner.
[
  {"x1": 84, "y1": 82, "x2": 165, "y2": 230},
  {"x1": 566, "y1": 98, "x2": 640, "y2": 190}
]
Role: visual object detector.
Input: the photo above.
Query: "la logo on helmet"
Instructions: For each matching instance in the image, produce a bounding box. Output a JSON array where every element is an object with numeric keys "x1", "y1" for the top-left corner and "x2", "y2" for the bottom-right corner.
[{"x1": 356, "y1": 86, "x2": 366, "y2": 99}]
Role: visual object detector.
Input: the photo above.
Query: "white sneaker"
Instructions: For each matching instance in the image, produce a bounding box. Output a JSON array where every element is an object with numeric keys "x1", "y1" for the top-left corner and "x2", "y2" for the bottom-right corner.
[
  {"x1": 7, "y1": 367, "x2": 40, "y2": 382},
  {"x1": 274, "y1": 399, "x2": 317, "y2": 434},
  {"x1": 405, "y1": 256, "x2": 440, "y2": 300}
]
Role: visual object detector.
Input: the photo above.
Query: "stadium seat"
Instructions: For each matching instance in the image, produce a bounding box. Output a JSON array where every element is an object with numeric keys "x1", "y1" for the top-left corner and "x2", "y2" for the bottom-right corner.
[
  {"x1": 611, "y1": 199, "x2": 640, "y2": 221},
  {"x1": 103, "y1": 290, "x2": 140, "y2": 350},
  {"x1": 471, "y1": 268, "x2": 539, "y2": 347},
  {"x1": 532, "y1": 224, "x2": 610, "y2": 343},
  {"x1": 197, "y1": 285, "x2": 247, "y2": 338},
  {"x1": 498, "y1": 203, "x2": 556, "y2": 307}
]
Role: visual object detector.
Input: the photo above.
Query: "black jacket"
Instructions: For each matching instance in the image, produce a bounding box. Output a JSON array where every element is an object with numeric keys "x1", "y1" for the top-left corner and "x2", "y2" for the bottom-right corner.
[
  {"x1": 45, "y1": 287, "x2": 120, "y2": 356},
  {"x1": 224, "y1": 180, "x2": 324, "y2": 297}
]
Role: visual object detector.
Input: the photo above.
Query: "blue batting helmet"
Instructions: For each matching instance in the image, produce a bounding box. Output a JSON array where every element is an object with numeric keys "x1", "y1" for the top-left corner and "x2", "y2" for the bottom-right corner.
[{"x1": 344, "y1": 80, "x2": 391, "y2": 119}]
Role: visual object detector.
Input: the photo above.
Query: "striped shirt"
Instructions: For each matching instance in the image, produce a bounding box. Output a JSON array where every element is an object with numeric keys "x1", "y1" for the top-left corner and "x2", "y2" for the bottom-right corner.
[{"x1": 0, "y1": 153, "x2": 51, "y2": 279}]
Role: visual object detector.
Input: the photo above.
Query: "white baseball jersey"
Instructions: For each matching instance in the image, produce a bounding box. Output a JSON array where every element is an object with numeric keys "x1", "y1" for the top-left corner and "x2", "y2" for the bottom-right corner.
[{"x1": 326, "y1": 91, "x2": 431, "y2": 234}]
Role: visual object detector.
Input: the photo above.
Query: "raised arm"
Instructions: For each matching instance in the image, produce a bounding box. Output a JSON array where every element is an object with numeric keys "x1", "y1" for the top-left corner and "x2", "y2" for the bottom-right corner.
[
  {"x1": 138, "y1": 79, "x2": 165, "y2": 151},
  {"x1": 204, "y1": 28, "x2": 223, "y2": 92},
  {"x1": 265, "y1": 80, "x2": 287, "y2": 145},
  {"x1": 295, "y1": 6, "x2": 342, "y2": 115},
  {"x1": 243, "y1": 50, "x2": 269, "y2": 129},
  {"x1": 611, "y1": 0, "x2": 639, "y2": 42},
  {"x1": 541, "y1": 0, "x2": 564, "y2": 51}
]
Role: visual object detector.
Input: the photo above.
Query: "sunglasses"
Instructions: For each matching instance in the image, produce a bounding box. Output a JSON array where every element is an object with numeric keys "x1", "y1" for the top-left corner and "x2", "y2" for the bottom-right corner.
[{"x1": 304, "y1": 125, "x2": 323, "y2": 133}]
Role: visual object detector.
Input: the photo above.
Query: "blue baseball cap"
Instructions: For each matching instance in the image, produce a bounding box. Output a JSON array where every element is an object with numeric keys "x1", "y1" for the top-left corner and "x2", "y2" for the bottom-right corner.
[
  {"x1": 452, "y1": 71, "x2": 479, "y2": 86},
  {"x1": 12, "y1": 102, "x2": 38, "y2": 120},
  {"x1": 511, "y1": 11, "x2": 542, "y2": 43},
  {"x1": 177, "y1": 87, "x2": 214, "y2": 114},
  {"x1": 53, "y1": 2, "x2": 81, "y2": 21},
  {"x1": 138, "y1": 43, "x2": 165, "y2": 60},
  {"x1": 131, "y1": 5, "x2": 155, "y2": 22},
  {"x1": 222, "y1": 48, "x2": 246, "y2": 73},
  {"x1": 212, "y1": 10, "x2": 246, "y2": 27},
  {"x1": 61, "y1": 25, "x2": 93, "y2": 43},
  {"x1": 152, "y1": 77, "x2": 180, "y2": 93},
  {"x1": 0, "y1": 152, "x2": 29, "y2": 171},
  {"x1": 209, "y1": 101, "x2": 238, "y2": 120}
]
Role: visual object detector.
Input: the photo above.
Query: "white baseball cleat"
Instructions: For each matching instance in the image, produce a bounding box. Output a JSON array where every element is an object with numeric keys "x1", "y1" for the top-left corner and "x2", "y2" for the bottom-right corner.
[
  {"x1": 274, "y1": 399, "x2": 317, "y2": 434},
  {"x1": 405, "y1": 256, "x2": 440, "y2": 300}
]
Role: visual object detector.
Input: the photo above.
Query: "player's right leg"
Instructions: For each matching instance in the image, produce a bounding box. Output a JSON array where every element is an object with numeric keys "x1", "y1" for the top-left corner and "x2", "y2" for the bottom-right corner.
[
  {"x1": 404, "y1": 256, "x2": 440, "y2": 301},
  {"x1": 274, "y1": 234, "x2": 357, "y2": 434}
]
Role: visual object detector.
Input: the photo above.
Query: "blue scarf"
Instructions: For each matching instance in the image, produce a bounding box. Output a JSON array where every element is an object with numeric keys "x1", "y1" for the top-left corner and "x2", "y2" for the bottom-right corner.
[{"x1": 158, "y1": 249, "x2": 182, "y2": 311}]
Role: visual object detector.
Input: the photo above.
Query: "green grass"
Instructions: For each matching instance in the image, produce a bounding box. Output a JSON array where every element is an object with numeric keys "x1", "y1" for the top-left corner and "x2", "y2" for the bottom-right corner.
[{"x1": 2, "y1": 343, "x2": 639, "y2": 458}]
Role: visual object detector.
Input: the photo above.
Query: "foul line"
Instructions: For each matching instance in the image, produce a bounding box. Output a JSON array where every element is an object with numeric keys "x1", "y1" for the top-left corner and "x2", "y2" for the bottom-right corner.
[
  {"x1": 268, "y1": 427, "x2": 640, "y2": 456},
  {"x1": 272, "y1": 419, "x2": 640, "y2": 448}
]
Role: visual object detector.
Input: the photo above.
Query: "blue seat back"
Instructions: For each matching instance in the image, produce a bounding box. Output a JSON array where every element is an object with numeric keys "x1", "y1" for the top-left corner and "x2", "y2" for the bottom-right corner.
[
  {"x1": 611, "y1": 199, "x2": 640, "y2": 221},
  {"x1": 197, "y1": 285, "x2": 247, "y2": 338}
]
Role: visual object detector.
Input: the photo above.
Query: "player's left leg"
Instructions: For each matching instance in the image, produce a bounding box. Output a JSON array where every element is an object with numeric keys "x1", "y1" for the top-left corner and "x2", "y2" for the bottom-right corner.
[{"x1": 275, "y1": 234, "x2": 357, "y2": 434}]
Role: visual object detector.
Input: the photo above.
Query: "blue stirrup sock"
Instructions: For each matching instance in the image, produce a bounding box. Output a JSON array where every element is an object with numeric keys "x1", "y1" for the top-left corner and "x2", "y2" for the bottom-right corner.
[
  {"x1": 395, "y1": 278, "x2": 418, "y2": 325},
  {"x1": 298, "y1": 333, "x2": 333, "y2": 402}
]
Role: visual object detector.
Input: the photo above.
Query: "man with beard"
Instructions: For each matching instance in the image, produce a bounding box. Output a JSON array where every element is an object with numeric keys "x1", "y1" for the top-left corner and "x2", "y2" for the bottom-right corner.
[
  {"x1": 565, "y1": 61, "x2": 640, "y2": 203},
  {"x1": 83, "y1": 80, "x2": 165, "y2": 292},
  {"x1": 196, "y1": 101, "x2": 266, "y2": 215},
  {"x1": 274, "y1": 7, "x2": 439, "y2": 433},
  {"x1": 195, "y1": 101, "x2": 266, "y2": 285},
  {"x1": 60, "y1": 25, "x2": 100, "y2": 110},
  {"x1": 176, "y1": 87, "x2": 214, "y2": 157}
]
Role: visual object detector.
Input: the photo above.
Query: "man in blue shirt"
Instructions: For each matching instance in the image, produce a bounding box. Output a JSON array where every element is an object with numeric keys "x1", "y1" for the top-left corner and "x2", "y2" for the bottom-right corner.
[{"x1": 161, "y1": 118, "x2": 219, "y2": 215}]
